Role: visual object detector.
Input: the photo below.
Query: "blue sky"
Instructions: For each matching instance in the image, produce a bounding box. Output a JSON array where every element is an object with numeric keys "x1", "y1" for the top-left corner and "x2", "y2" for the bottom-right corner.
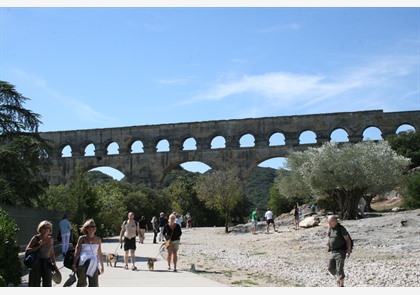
[{"x1": 1, "y1": 3, "x2": 419, "y2": 179}]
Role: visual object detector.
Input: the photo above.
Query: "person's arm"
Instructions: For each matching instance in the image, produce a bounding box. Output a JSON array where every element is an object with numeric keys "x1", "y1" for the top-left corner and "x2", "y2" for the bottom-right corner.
[
  {"x1": 119, "y1": 222, "x2": 125, "y2": 242},
  {"x1": 72, "y1": 236, "x2": 84, "y2": 271},
  {"x1": 343, "y1": 234, "x2": 351, "y2": 258},
  {"x1": 97, "y1": 238, "x2": 104, "y2": 274}
]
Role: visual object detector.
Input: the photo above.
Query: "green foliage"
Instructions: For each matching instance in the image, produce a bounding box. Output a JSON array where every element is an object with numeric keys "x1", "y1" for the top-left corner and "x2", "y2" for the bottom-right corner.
[
  {"x1": 286, "y1": 141, "x2": 410, "y2": 220},
  {"x1": 0, "y1": 207, "x2": 22, "y2": 286},
  {"x1": 244, "y1": 167, "x2": 277, "y2": 210},
  {"x1": 0, "y1": 81, "x2": 50, "y2": 207},
  {"x1": 195, "y1": 169, "x2": 245, "y2": 232},
  {"x1": 401, "y1": 171, "x2": 420, "y2": 209},
  {"x1": 386, "y1": 130, "x2": 420, "y2": 169},
  {"x1": 86, "y1": 170, "x2": 114, "y2": 186}
]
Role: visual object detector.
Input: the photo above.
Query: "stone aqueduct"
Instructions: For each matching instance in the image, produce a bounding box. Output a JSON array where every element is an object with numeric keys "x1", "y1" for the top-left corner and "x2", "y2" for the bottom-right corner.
[{"x1": 39, "y1": 110, "x2": 420, "y2": 188}]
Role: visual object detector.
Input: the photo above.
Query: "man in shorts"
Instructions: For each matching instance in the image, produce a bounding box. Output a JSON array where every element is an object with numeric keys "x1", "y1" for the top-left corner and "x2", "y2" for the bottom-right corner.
[
  {"x1": 119, "y1": 212, "x2": 139, "y2": 270},
  {"x1": 264, "y1": 208, "x2": 276, "y2": 233}
]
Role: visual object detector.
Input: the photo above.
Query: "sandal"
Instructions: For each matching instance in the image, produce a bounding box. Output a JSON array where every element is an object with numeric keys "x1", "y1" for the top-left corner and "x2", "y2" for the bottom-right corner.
[
  {"x1": 132, "y1": 266, "x2": 137, "y2": 270},
  {"x1": 124, "y1": 265, "x2": 128, "y2": 270},
  {"x1": 174, "y1": 269, "x2": 177, "y2": 272}
]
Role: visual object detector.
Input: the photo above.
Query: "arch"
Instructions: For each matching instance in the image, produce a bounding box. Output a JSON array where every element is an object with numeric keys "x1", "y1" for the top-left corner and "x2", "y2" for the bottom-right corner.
[
  {"x1": 183, "y1": 137, "x2": 197, "y2": 151},
  {"x1": 84, "y1": 143, "x2": 95, "y2": 156},
  {"x1": 89, "y1": 166, "x2": 125, "y2": 181},
  {"x1": 330, "y1": 128, "x2": 349, "y2": 143},
  {"x1": 269, "y1": 132, "x2": 285, "y2": 146},
  {"x1": 299, "y1": 130, "x2": 317, "y2": 144},
  {"x1": 61, "y1": 145, "x2": 72, "y2": 157},
  {"x1": 131, "y1": 140, "x2": 144, "y2": 153},
  {"x1": 239, "y1": 133, "x2": 255, "y2": 148},
  {"x1": 396, "y1": 124, "x2": 415, "y2": 134},
  {"x1": 107, "y1": 142, "x2": 119, "y2": 155},
  {"x1": 211, "y1": 136, "x2": 226, "y2": 149},
  {"x1": 258, "y1": 157, "x2": 287, "y2": 169},
  {"x1": 157, "y1": 139, "x2": 170, "y2": 152},
  {"x1": 181, "y1": 161, "x2": 212, "y2": 173},
  {"x1": 362, "y1": 126, "x2": 382, "y2": 141}
]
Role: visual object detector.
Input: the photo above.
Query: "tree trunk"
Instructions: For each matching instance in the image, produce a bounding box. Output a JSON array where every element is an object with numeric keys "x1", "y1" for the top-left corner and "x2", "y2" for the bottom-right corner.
[{"x1": 336, "y1": 189, "x2": 364, "y2": 220}]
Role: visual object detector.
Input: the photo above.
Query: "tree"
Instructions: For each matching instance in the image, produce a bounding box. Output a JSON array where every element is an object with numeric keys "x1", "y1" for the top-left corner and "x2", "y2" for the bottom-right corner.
[
  {"x1": 0, "y1": 81, "x2": 51, "y2": 206},
  {"x1": 386, "y1": 130, "x2": 420, "y2": 169},
  {"x1": 286, "y1": 141, "x2": 410, "y2": 220},
  {"x1": 195, "y1": 169, "x2": 245, "y2": 233}
]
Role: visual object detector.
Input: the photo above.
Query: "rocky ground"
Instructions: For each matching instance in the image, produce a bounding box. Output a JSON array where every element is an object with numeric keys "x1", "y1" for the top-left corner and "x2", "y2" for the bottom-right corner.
[{"x1": 176, "y1": 200, "x2": 419, "y2": 287}]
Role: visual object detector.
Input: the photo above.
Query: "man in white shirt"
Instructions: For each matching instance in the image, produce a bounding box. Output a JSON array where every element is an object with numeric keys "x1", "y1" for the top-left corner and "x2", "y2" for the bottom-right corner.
[{"x1": 265, "y1": 209, "x2": 276, "y2": 234}]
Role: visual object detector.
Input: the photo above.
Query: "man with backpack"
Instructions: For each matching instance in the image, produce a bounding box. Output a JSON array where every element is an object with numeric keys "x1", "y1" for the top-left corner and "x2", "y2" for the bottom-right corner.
[{"x1": 326, "y1": 215, "x2": 352, "y2": 287}]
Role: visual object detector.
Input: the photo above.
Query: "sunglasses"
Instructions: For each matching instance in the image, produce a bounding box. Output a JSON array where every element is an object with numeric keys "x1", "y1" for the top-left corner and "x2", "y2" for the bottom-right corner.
[{"x1": 87, "y1": 225, "x2": 96, "y2": 228}]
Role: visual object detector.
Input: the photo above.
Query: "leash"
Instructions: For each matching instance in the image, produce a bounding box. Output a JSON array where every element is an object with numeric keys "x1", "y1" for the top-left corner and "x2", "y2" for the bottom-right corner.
[{"x1": 113, "y1": 242, "x2": 121, "y2": 254}]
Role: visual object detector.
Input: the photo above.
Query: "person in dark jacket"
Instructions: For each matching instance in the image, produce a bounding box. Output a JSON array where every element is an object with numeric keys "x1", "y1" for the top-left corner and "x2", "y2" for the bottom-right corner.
[{"x1": 162, "y1": 213, "x2": 182, "y2": 272}]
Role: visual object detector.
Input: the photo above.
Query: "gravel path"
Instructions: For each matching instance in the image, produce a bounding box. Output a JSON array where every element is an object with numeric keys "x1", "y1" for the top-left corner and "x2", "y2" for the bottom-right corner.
[{"x1": 177, "y1": 209, "x2": 420, "y2": 287}]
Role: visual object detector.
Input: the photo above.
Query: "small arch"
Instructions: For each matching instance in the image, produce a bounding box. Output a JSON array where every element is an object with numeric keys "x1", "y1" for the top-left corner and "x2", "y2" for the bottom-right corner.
[
  {"x1": 269, "y1": 132, "x2": 285, "y2": 146},
  {"x1": 299, "y1": 130, "x2": 317, "y2": 144},
  {"x1": 363, "y1": 126, "x2": 382, "y2": 141},
  {"x1": 396, "y1": 124, "x2": 415, "y2": 134},
  {"x1": 107, "y1": 142, "x2": 119, "y2": 155},
  {"x1": 183, "y1": 137, "x2": 197, "y2": 151},
  {"x1": 84, "y1": 143, "x2": 95, "y2": 156},
  {"x1": 131, "y1": 140, "x2": 144, "y2": 153},
  {"x1": 62, "y1": 145, "x2": 72, "y2": 157},
  {"x1": 157, "y1": 139, "x2": 170, "y2": 152},
  {"x1": 239, "y1": 134, "x2": 255, "y2": 148},
  {"x1": 211, "y1": 136, "x2": 226, "y2": 149},
  {"x1": 330, "y1": 128, "x2": 349, "y2": 143}
]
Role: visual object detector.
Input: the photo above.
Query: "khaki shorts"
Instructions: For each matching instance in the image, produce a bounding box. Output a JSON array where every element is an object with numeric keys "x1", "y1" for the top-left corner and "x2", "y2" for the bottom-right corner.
[{"x1": 168, "y1": 240, "x2": 180, "y2": 252}]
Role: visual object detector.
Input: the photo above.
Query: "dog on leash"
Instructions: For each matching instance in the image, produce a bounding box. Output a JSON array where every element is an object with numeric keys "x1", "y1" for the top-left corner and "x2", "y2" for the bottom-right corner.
[
  {"x1": 147, "y1": 258, "x2": 157, "y2": 271},
  {"x1": 106, "y1": 253, "x2": 119, "y2": 267}
]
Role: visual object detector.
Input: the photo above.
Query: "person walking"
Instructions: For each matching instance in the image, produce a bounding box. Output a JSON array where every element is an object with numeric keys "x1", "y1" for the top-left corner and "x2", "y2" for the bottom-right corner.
[
  {"x1": 119, "y1": 212, "x2": 139, "y2": 270},
  {"x1": 158, "y1": 212, "x2": 167, "y2": 242},
  {"x1": 59, "y1": 214, "x2": 72, "y2": 256},
  {"x1": 293, "y1": 204, "x2": 300, "y2": 230},
  {"x1": 25, "y1": 220, "x2": 59, "y2": 287},
  {"x1": 264, "y1": 208, "x2": 276, "y2": 233},
  {"x1": 162, "y1": 213, "x2": 182, "y2": 272},
  {"x1": 72, "y1": 219, "x2": 104, "y2": 287},
  {"x1": 138, "y1": 216, "x2": 148, "y2": 244},
  {"x1": 151, "y1": 216, "x2": 159, "y2": 244},
  {"x1": 326, "y1": 215, "x2": 352, "y2": 287},
  {"x1": 251, "y1": 208, "x2": 259, "y2": 235}
]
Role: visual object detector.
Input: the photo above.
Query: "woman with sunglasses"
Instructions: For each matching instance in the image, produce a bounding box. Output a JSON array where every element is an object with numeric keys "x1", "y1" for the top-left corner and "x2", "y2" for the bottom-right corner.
[
  {"x1": 73, "y1": 219, "x2": 104, "y2": 287},
  {"x1": 25, "y1": 220, "x2": 59, "y2": 287}
]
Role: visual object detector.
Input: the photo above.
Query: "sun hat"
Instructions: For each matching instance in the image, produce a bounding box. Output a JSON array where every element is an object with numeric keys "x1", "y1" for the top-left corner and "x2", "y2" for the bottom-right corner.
[{"x1": 52, "y1": 270, "x2": 62, "y2": 284}]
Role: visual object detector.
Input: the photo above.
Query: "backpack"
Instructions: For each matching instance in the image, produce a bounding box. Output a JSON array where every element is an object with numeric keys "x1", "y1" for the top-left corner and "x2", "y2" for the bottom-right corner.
[{"x1": 328, "y1": 224, "x2": 354, "y2": 253}]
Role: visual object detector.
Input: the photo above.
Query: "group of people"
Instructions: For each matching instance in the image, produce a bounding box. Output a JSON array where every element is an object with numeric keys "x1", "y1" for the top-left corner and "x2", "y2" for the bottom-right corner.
[
  {"x1": 25, "y1": 216, "x2": 104, "y2": 287},
  {"x1": 119, "y1": 211, "x2": 182, "y2": 273}
]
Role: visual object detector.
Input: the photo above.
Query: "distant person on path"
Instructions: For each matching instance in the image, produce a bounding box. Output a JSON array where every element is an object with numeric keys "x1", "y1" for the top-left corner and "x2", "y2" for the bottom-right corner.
[
  {"x1": 158, "y1": 212, "x2": 168, "y2": 242},
  {"x1": 264, "y1": 208, "x2": 276, "y2": 233},
  {"x1": 293, "y1": 204, "x2": 300, "y2": 230},
  {"x1": 176, "y1": 214, "x2": 183, "y2": 227},
  {"x1": 59, "y1": 214, "x2": 72, "y2": 256},
  {"x1": 25, "y1": 220, "x2": 59, "y2": 287},
  {"x1": 119, "y1": 212, "x2": 139, "y2": 270},
  {"x1": 358, "y1": 197, "x2": 366, "y2": 218},
  {"x1": 73, "y1": 219, "x2": 104, "y2": 287},
  {"x1": 151, "y1": 216, "x2": 159, "y2": 244},
  {"x1": 186, "y1": 212, "x2": 193, "y2": 228},
  {"x1": 251, "y1": 208, "x2": 259, "y2": 235},
  {"x1": 138, "y1": 215, "x2": 148, "y2": 244},
  {"x1": 326, "y1": 215, "x2": 352, "y2": 287},
  {"x1": 162, "y1": 213, "x2": 182, "y2": 272}
]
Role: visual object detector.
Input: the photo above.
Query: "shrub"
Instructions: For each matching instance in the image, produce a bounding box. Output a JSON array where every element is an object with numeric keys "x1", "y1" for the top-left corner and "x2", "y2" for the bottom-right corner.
[
  {"x1": 0, "y1": 207, "x2": 22, "y2": 286},
  {"x1": 401, "y1": 171, "x2": 420, "y2": 209}
]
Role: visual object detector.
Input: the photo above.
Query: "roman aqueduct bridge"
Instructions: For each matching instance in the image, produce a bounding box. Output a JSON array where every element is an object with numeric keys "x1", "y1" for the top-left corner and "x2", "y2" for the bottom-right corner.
[{"x1": 39, "y1": 109, "x2": 420, "y2": 188}]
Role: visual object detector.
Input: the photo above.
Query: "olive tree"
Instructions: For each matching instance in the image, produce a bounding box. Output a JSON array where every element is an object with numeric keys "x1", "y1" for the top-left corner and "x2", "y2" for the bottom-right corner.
[
  {"x1": 286, "y1": 141, "x2": 410, "y2": 219},
  {"x1": 195, "y1": 169, "x2": 244, "y2": 233}
]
